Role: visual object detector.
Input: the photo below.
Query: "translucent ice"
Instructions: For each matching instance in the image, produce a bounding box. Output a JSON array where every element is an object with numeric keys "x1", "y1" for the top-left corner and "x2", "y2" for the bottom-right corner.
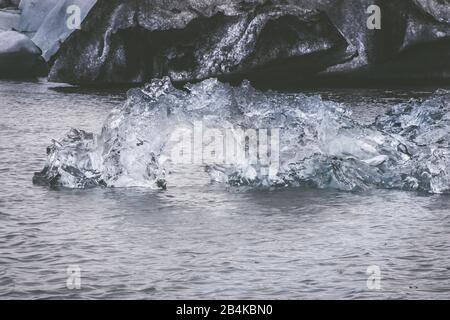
[{"x1": 33, "y1": 78, "x2": 450, "y2": 194}]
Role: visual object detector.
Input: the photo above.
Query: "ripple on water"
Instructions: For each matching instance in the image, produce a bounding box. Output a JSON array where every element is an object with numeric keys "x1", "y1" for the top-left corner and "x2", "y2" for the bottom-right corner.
[{"x1": 0, "y1": 80, "x2": 449, "y2": 299}]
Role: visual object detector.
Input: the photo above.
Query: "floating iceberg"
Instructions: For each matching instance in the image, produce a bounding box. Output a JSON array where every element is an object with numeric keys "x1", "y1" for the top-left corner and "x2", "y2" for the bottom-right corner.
[{"x1": 33, "y1": 78, "x2": 450, "y2": 193}]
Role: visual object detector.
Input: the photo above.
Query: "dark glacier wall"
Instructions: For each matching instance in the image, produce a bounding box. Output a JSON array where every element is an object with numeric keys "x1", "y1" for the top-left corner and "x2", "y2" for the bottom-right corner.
[{"x1": 45, "y1": 0, "x2": 450, "y2": 87}]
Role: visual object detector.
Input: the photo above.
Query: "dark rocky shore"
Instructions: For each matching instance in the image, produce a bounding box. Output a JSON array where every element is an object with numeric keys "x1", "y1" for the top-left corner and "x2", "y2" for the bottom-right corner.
[{"x1": 1, "y1": 0, "x2": 449, "y2": 86}]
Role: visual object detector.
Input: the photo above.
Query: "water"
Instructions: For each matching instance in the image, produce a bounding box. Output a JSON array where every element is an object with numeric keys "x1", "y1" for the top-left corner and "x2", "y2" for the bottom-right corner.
[{"x1": 0, "y1": 79, "x2": 449, "y2": 299}]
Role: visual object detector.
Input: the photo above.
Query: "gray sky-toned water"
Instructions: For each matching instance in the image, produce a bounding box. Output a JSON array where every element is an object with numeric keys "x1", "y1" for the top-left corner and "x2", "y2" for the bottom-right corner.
[{"x1": 0, "y1": 80, "x2": 449, "y2": 299}]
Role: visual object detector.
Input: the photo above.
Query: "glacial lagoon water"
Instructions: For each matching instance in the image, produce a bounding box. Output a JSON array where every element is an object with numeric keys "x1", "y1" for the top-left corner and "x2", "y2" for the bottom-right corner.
[{"x1": 0, "y1": 79, "x2": 449, "y2": 299}]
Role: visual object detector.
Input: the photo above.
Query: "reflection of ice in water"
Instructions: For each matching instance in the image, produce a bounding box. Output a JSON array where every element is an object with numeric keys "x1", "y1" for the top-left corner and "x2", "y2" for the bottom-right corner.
[{"x1": 33, "y1": 78, "x2": 450, "y2": 194}]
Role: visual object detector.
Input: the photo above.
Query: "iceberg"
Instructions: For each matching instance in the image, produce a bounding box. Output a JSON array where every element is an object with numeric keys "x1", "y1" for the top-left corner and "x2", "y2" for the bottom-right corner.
[{"x1": 33, "y1": 78, "x2": 450, "y2": 194}]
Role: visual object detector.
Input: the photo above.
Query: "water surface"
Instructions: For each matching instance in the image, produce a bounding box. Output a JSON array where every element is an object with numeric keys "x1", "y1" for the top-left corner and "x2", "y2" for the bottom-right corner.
[{"x1": 0, "y1": 80, "x2": 449, "y2": 299}]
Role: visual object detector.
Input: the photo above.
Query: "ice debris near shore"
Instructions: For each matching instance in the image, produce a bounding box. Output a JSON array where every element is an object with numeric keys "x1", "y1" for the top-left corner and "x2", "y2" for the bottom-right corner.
[{"x1": 33, "y1": 78, "x2": 450, "y2": 194}]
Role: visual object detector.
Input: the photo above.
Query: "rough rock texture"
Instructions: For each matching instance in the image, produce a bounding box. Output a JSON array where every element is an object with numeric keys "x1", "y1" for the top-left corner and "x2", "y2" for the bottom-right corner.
[
  {"x1": 18, "y1": 0, "x2": 97, "y2": 60},
  {"x1": 309, "y1": 0, "x2": 450, "y2": 83},
  {"x1": 414, "y1": 0, "x2": 450, "y2": 23},
  {"x1": 0, "y1": 30, "x2": 48, "y2": 78},
  {"x1": 29, "y1": 0, "x2": 450, "y2": 86},
  {"x1": 49, "y1": 0, "x2": 352, "y2": 86}
]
